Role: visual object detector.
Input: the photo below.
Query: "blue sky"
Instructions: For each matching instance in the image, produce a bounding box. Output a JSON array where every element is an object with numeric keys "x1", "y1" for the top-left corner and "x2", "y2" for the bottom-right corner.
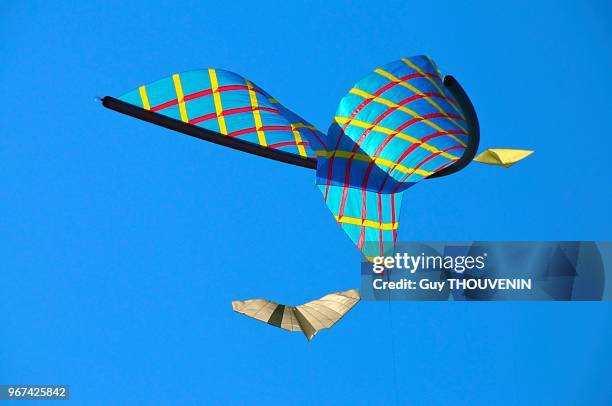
[{"x1": 1, "y1": 0, "x2": 611, "y2": 404}]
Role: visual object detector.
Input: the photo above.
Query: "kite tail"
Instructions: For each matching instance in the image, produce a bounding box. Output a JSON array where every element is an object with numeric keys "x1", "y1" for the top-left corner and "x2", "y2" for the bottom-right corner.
[{"x1": 318, "y1": 184, "x2": 403, "y2": 260}]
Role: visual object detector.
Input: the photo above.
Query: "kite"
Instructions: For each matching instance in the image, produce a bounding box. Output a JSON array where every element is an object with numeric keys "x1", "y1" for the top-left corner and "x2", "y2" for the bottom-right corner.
[
  {"x1": 102, "y1": 55, "x2": 533, "y2": 339},
  {"x1": 232, "y1": 289, "x2": 360, "y2": 341}
]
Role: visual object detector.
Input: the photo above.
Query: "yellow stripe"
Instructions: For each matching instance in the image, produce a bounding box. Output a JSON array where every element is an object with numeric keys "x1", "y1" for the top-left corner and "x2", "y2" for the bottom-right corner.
[
  {"x1": 139, "y1": 86, "x2": 150, "y2": 110},
  {"x1": 208, "y1": 68, "x2": 227, "y2": 135},
  {"x1": 290, "y1": 125, "x2": 307, "y2": 157},
  {"x1": 375, "y1": 68, "x2": 467, "y2": 133},
  {"x1": 315, "y1": 150, "x2": 432, "y2": 177},
  {"x1": 349, "y1": 88, "x2": 466, "y2": 147},
  {"x1": 245, "y1": 80, "x2": 267, "y2": 147},
  {"x1": 402, "y1": 57, "x2": 462, "y2": 115},
  {"x1": 172, "y1": 74, "x2": 188, "y2": 123},
  {"x1": 292, "y1": 122, "x2": 318, "y2": 131},
  {"x1": 335, "y1": 215, "x2": 398, "y2": 230},
  {"x1": 426, "y1": 55, "x2": 443, "y2": 78},
  {"x1": 333, "y1": 116, "x2": 461, "y2": 161}
]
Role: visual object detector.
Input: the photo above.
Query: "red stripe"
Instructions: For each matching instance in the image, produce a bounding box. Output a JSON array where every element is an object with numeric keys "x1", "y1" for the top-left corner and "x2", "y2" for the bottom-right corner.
[
  {"x1": 395, "y1": 113, "x2": 464, "y2": 133},
  {"x1": 368, "y1": 73, "x2": 441, "y2": 103},
  {"x1": 357, "y1": 188, "x2": 368, "y2": 250},
  {"x1": 336, "y1": 174, "x2": 351, "y2": 218},
  {"x1": 390, "y1": 145, "x2": 465, "y2": 194},
  {"x1": 267, "y1": 141, "x2": 311, "y2": 149},
  {"x1": 305, "y1": 127, "x2": 327, "y2": 149},
  {"x1": 255, "y1": 106, "x2": 279, "y2": 114},
  {"x1": 414, "y1": 145, "x2": 464, "y2": 172},
  {"x1": 376, "y1": 129, "x2": 466, "y2": 193},
  {"x1": 228, "y1": 125, "x2": 292, "y2": 138},
  {"x1": 216, "y1": 84, "x2": 251, "y2": 94},
  {"x1": 222, "y1": 106, "x2": 259, "y2": 116},
  {"x1": 183, "y1": 88, "x2": 213, "y2": 102},
  {"x1": 390, "y1": 194, "x2": 397, "y2": 242},
  {"x1": 189, "y1": 106, "x2": 280, "y2": 125},
  {"x1": 222, "y1": 106, "x2": 280, "y2": 116},
  {"x1": 189, "y1": 112, "x2": 218, "y2": 124},
  {"x1": 150, "y1": 84, "x2": 264, "y2": 112},
  {"x1": 391, "y1": 129, "x2": 465, "y2": 172},
  {"x1": 151, "y1": 99, "x2": 177, "y2": 112},
  {"x1": 400, "y1": 92, "x2": 453, "y2": 106},
  {"x1": 257, "y1": 125, "x2": 291, "y2": 131},
  {"x1": 429, "y1": 155, "x2": 460, "y2": 174},
  {"x1": 377, "y1": 193, "x2": 384, "y2": 255}
]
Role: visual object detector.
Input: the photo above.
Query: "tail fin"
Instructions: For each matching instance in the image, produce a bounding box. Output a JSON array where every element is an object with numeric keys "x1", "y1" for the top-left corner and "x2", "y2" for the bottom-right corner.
[
  {"x1": 319, "y1": 185, "x2": 403, "y2": 260},
  {"x1": 473, "y1": 148, "x2": 533, "y2": 167},
  {"x1": 232, "y1": 289, "x2": 360, "y2": 341}
]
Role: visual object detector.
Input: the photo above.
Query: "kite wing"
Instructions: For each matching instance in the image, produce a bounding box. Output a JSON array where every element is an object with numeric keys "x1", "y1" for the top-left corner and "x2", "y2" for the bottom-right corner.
[
  {"x1": 231, "y1": 299, "x2": 302, "y2": 332},
  {"x1": 102, "y1": 69, "x2": 327, "y2": 168},
  {"x1": 316, "y1": 56, "x2": 475, "y2": 258},
  {"x1": 232, "y1": 289, "x2": 360, "y2": 341}
]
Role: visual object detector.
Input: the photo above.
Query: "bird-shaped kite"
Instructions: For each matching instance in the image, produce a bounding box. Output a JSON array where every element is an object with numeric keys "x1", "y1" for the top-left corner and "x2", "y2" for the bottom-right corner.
[{"x1": 103, "y1": 55, "x2": 533, "y2": 339}]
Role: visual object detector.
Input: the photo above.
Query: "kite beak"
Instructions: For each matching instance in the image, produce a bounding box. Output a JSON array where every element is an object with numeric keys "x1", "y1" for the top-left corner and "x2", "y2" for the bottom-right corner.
[{"x1": 473, "y1": 149, "x2": 534, "y2": 168}]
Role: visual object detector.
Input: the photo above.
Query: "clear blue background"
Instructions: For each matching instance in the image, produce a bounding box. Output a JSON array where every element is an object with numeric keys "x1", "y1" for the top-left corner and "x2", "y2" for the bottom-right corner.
[{"x1": 2, "y1": 1, "x2": 611, "y2": 404}]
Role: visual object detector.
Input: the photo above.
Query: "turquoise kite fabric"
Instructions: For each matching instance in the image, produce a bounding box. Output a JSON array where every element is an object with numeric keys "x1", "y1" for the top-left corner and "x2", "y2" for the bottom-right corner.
[
  {"x1": 104, "y1": 55, "x2": 484, "y2": 260},
  {"x1": 117, "y1": 68, "x2": 327, "y2": 160}
]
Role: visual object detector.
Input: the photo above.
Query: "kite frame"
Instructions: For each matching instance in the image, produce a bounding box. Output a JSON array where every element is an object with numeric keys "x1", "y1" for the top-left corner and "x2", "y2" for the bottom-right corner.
[{"x1": 101, "y1": 75, "x2": 479, "y2": 176}]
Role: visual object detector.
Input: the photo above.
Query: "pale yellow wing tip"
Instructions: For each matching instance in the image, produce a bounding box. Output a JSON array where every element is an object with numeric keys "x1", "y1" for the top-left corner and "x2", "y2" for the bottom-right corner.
[
  {"x1": 231, "y1": 300, "x2": 245, "y2": 312},
  {"x1": 473, "y1": 149, "x2": 534, "y2": 168},
  {"x1": 338, "y1": 288, "x2": 361, "y2": 299}
]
